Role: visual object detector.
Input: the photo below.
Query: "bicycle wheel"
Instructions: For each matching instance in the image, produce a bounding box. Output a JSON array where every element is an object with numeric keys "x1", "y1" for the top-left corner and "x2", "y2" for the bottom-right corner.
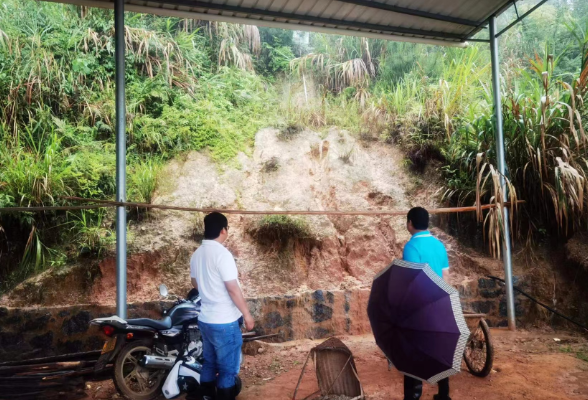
[{"x1": 463, "y1": 319, "x2": 494, "y2": 377}]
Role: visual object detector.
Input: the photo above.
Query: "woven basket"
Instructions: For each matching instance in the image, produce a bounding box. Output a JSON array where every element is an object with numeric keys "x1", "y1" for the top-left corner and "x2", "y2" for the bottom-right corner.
[{"x1": 311, "y1": 338, "x2": 362, "y2": 398}]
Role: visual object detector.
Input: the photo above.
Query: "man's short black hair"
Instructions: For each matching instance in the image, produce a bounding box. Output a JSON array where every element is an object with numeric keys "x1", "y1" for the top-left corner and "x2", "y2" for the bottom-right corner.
[
  {"x1": 203, "y1": 212, "x2": 228, "y2": 239},
  {"x1": 407, "y1": 207, "x2": 429, "y2": 230}
]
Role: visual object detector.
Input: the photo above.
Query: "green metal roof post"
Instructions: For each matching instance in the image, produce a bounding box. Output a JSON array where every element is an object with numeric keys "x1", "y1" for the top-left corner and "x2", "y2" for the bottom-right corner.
[
  {"x1": 115, "y1": 0, "x2": 127, "y2": 319},
  {"x1": 489, "y1": 15, "x2": 515, "y2": 330}
]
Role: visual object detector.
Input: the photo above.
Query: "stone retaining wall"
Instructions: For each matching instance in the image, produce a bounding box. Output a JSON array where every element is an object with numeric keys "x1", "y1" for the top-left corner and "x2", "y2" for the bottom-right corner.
[
  {"x1": 458, "y1": 277, "x2": 530, "y2": 327},
  {"x1": 0, "y1": 282, "x2": 528, "y2": 362},
  {"x1": 0, "y1": 290, "x2": 372, "y2": 363},
  {"x1": 0, "y1": 303, "x2": 165, "y2": 362}
]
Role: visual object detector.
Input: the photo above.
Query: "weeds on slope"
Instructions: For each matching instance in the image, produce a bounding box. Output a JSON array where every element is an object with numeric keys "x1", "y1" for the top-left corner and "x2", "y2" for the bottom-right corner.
[
  {"x1": 283, "y1": 29, "x2": 588, "y2": 256},
  {"x1": 0, "y1": 0, "x2": 279, "y2": 290}
]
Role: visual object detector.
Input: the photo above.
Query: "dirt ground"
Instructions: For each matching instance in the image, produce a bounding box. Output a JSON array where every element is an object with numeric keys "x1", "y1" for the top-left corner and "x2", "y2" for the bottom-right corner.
[{"x1": 87, "y1": 329, "x2": 588, "y2": 400}]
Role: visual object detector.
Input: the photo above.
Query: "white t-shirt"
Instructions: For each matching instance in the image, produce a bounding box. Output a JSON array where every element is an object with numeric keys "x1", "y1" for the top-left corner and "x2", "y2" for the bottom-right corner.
[{"x1": 190, "y1": 240, "x2": 242, "y2": 324}]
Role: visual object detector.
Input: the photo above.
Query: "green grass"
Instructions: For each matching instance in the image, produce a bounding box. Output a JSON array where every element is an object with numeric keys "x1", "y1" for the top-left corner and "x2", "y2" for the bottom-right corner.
[
  {"x1": 558, "y1": 344, "x2": 588, "y2": 363},
  {"x1": 68, "y1": 209, "x2": 113, "y2": 257},
  {"x1": 578, "y1": 351, "x2": 588, "y2": 363},
  {"x1": 129, "y1": 158, "x2": 162, "y2": 204},
  {"x1": 248, "y1": 215, "x2": 313, "y2": 251}
]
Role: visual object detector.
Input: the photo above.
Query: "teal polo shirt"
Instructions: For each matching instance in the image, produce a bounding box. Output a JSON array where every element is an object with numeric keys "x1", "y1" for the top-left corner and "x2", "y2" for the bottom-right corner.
[{"x1": 402, "y1": 231, "x2": 449, "y2": 277}]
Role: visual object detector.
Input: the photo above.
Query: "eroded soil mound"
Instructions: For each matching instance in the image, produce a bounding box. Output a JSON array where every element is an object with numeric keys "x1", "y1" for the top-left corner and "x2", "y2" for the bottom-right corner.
[{"x1": 3, "y1": 128, "x2": 503, "y2": 307}]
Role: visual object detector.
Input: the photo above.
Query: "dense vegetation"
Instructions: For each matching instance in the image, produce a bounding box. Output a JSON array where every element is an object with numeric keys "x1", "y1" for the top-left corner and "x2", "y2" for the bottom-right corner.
[
  {"x1": 0, "y1": 0, "x2": 281, "y2": 286},
  {"x1": 0, "y1": 0, "x2": 587, "y2": 290},
  {"x1": 286, "y1": 0, "x2": 588, "y2": 255}
]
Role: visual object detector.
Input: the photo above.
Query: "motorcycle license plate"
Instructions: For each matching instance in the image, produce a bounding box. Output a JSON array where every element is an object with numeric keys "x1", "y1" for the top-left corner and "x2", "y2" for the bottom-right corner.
[{"x1": 101, "y1": 337, "x2": 117, "y2": 354}]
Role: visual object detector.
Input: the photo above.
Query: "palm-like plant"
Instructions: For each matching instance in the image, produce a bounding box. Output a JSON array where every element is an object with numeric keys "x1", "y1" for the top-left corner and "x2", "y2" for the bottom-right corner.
[
  {"x1": 444, "y1": 46, "x2": 588, "y2": 247},
  {"x1": 212, "y1": 22, "x2": 261, "y2": 71},
  {"x1": 290, "y1": 35, "x2": 382, "y2": 95}
]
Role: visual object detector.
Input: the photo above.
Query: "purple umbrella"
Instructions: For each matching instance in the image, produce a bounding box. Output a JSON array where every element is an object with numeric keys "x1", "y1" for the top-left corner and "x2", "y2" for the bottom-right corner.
[{"x1": 367, "y1": 259, "x2": 469, "y2": 384}]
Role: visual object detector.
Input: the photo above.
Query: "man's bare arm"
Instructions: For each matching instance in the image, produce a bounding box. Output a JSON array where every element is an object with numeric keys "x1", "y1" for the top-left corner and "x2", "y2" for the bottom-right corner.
[
  {"x1": 224, "y1": 280, "x2": 254, "y2": 331},
  {"x1": 442, "y1": 269, "x2": 450, "y2": 283},
  {"x1": 191, "y1": 278, "x2": 198, "y2": 290}
]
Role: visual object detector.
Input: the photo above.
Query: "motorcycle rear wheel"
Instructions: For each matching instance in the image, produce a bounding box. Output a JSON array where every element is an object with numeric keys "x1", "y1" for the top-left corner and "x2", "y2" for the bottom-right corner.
[{"x1": 113, "y1": 340, "x2": 166, "y2": 400}]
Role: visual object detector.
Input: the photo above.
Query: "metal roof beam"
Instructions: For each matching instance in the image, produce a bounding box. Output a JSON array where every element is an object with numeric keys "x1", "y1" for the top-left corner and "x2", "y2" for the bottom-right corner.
[
  {"x1": 465, "y1": 38, "x2": 490, "y2": 43},
  {"x1": 336, "y1": 0, "x2": 480, "y2": 27},
  {"x1": 496, "y1": 0, "x2": 549, "y2": 37},
  {"x1": 46, "y1": 0, "x2": 468, "y2": 46},
  {"x1": 468, "y1": 0, "x2": 550, "y2": 42},
  {"x1": 155, "y1": 0, "x2": 467, "y2": 41},
  {"x1": 462, "y1": 0, "x2": 515, "y2": 40}
]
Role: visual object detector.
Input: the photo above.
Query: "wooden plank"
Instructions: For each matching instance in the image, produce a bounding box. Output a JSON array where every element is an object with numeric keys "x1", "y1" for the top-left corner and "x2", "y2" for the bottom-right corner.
[
  {"x1": 15, "y1": 361, "x2": 96, "y2": 376},
  {"x1": 0, "y1": 388, "x2": 86, "y2": 400},
  {"x1": 0, "y1": 361, "x2": 91, "y2": 376},
  {"x1": 0, "y1": 351, "x2": 101, "y2": 367}
]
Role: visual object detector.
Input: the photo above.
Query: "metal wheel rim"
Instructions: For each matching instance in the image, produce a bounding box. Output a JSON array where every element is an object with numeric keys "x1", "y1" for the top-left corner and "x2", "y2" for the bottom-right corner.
[
  {"x1": 119, "y1": 346, "x2": 164, "y2": 395},
  {"x1": 464, "y1": 326, "x2": 488, "y2": 373}
]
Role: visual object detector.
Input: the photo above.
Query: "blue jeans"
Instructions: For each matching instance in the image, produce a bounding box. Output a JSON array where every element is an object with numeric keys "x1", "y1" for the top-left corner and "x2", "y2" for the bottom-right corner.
[{"x1": 198, "y1": 319, "x2": 242, "y2": 389}]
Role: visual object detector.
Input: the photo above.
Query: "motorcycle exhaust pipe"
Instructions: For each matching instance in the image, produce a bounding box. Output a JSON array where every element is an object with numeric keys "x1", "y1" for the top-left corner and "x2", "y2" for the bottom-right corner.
[{"x1": 139, "y1": 355, "x2": 177, "y2": 370}]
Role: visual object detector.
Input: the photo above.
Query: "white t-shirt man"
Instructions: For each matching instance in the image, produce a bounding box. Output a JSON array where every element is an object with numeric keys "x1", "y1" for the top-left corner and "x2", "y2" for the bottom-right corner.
[{"x1": 190, "y1": 240, "x2": 243, "y2": 324}]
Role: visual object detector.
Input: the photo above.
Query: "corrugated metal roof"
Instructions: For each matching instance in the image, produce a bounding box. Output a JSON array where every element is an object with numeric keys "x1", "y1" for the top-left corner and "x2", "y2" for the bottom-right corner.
[{"x1": 48, "y1": 0, "x2": 518, "y2": 46}]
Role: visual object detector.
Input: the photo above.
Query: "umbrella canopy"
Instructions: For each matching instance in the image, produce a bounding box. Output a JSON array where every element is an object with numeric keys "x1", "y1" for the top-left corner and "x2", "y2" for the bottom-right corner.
[{"x1": 367, "y1": 259, "x2": 469, "y2": 384}]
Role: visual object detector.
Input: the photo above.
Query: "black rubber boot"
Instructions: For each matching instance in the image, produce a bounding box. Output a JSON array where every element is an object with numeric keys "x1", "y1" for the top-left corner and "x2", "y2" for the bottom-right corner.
[
  {"x1": 185, "y1": 391, "x2": 198, "y2": 400},
  {"x1": 433, "y1": 377, "x2": 451, "y2": 400},
  {"x1": 217, "y1": 385, "x2": 237, "y2": 400},
  {"x1": 200, "y1": 381, "x2": 217, "y2": 400},
  {"x1": 403, "y1": 376, "x2": 422, "y2": 400}
]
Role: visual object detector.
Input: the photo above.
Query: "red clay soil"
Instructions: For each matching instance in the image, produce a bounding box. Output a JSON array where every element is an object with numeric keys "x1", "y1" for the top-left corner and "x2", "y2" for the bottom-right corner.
[
  {"x1": 91, "y1": 251, "x2": 164, "y2": 305},
  {"x1": 239, "y1": 330, "x2": 588, "y2": 400},
  {"x1": 87, "y1": 329, "x2": 588, "y2": 400}
]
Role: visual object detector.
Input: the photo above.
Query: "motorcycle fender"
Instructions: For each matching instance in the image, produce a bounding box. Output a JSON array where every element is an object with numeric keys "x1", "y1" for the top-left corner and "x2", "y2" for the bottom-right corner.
[
  {"x1": 114, "y1": 333, "x2": 128, "y2": 353},
  {"x1": 162, "y1": 361, "x2": 182, "y2": 399},
  {"x1": 95, "y1": 334, "x2": 127, "y2": 372}
]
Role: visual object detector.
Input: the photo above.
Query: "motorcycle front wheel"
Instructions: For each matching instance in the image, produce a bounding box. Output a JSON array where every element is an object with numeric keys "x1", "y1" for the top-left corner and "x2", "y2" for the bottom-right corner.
[{"x1": 113, "y1": 340, "x2": 166, "y2": 400}]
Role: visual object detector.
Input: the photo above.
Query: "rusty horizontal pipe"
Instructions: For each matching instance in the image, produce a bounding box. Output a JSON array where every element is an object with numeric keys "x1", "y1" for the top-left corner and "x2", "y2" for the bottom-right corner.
[{"x1": 35, "y1": 196, "x2": 525, "y2": 217}]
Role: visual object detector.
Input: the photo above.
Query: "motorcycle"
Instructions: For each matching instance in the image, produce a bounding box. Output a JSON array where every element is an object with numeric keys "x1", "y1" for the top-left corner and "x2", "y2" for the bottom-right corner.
[{"x1": 91, "y1": 284, "x2": 223, "y2": 400}]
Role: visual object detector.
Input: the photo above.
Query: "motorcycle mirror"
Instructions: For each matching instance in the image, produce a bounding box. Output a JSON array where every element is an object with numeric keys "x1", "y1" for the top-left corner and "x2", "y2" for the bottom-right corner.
[{"x1": 159, "y1": 284, "x2": 169, "y2": 298}]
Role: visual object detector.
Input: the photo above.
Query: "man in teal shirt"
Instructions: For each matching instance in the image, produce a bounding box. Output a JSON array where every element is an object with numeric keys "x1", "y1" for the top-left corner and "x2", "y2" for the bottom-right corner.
[
  {"x1": 403, "y1": 207, "x2": 450, "y2": 280},
  {"x1": 402, "y1": 207, "x2": 451, "y2": 400}
]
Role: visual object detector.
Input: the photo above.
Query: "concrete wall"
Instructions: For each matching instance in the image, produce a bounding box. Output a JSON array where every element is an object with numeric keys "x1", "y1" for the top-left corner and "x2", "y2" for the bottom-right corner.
[{"x1": 0, "y1": 283, "x2": 528, "y2": 362}]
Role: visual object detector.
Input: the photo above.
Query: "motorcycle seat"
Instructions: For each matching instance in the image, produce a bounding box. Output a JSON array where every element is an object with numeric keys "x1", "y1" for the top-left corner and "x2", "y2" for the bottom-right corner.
[{"x1": 126, "y1": 316, "x2": 173, "y2": 330}]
